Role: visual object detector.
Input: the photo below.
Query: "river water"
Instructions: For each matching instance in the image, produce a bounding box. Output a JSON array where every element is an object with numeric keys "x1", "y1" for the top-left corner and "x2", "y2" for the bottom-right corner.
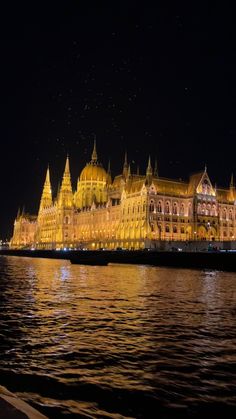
[{"x1": 0, "y1": 256, "x2": 236, "y2": 418}]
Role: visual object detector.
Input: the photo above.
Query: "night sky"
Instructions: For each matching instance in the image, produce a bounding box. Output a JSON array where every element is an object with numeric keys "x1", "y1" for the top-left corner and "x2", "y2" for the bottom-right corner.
[{"x1": 1, "y1": 3, "x2": 236, "y2": 239}]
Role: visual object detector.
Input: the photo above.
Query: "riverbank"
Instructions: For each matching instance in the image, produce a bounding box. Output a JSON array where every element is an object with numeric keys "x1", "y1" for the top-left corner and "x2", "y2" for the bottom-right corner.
[
  {"x1": 69, "y1": 249, "x2": 236, "y2": 271},
  {"x1": 1, "y1": 248, "x2": 236, "y2": 271}
]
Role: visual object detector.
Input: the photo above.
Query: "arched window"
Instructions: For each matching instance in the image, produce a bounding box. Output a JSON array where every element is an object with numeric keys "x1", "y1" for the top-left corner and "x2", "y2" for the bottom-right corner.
[
  {"x1": 212, "y1": 205, "x2": 216, "y2": 216},
  {"x1": 165, "y1": 201, "x2": 170, "y2": 214},
  {"x1": 180, "y1": 203, "x2": 185, "y2": 215},
  {"x1": 173, "y1": 202, "x2": 178, "y2": 215},
  {"x1": 188, "y1": 203, "x2": 192, "y2": 216},
  {"x1": 201, "y1": 203, "x2": 206, "y2": 215},
  {"x1": 181, "y1": 227, "x2": 185, "y2": 234},
  {"x1": 173, "y1": 225, "x2": 177, "y2": 233},
  {"x1": 157, "y1": 201, "x2": 162, "y2": 213},
  {"x1": 165, "y1": 225, "x2": 170, "y2": 233},
  {"x1": 149, "y1": 200, "x2": 154, "y2": 212},
  {"x1": 229, "y1": 210, "x2": 233, "y2": 220},
  {"x1": 64, "y1": 216, "x2": 69, "y2": 224},
  {"x1": 206, "y1": 204, "x2": 211, "y2": 216},
  {"x1": 222, "y1": 208, "x2": 227, "y2": 220}
]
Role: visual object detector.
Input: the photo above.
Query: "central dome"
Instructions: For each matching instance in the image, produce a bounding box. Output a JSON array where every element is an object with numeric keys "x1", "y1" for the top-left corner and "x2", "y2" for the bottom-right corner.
[
  {"x1": 79, "y1": 140, "x2": 107, "y2": 182},
  {"x1": 80, "y1": 163, "x2": 107, "y2": 182}
]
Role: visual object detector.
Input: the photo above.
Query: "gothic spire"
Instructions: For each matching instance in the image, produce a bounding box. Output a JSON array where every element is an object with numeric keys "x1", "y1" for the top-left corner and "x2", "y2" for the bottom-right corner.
[
  {"x1": 61, "y1": 156, "x2": 72, "y2": 189},
  {"x1": 154, "y1": 158, "x2": 158, "y2": 177},
  {"x1": 58, "y1": 156, "x2": 73, "y2": 207},
  {"x1": 229, "y1": 173, "x2": 235, "y2": 201},
  {"x1": 127, "y1": 164, "x2": 131, "y2": 178},
  {"x1": 107, "y1": 159, "x2": 111, "y2": 175},
  {"x1": 145, "y1": 156, "x2": 153, "y2": 185},
  {"x1": 123, "y1": 151, "x2": 128, "y2": 178},
  {"x1": 16, "y1": 207, "x2": 21, "y2": 219},
  {"x1": 106, "y1": 159, "x2": 112, "y2": 184},
  {"x1": 146, "y1": 156, "x2": 153, "y2": 177},
  {"x1": 39, "y1": 165, "x2": 52, "y2": 212},
  {"x1": 230, "y1": 173, "x2": 234, "y2": 188}
]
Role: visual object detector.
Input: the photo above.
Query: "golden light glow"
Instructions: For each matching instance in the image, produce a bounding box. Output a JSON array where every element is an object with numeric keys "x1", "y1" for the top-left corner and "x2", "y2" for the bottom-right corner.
[{"x1": 10, "y1": 147, "x2": 236, "y2": 250}]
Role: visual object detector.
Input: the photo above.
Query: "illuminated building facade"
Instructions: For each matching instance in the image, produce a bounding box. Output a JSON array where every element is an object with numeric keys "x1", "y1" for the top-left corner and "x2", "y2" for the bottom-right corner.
[{"x1": 10, "y1": 142, "x2": 236, "y2": 249}]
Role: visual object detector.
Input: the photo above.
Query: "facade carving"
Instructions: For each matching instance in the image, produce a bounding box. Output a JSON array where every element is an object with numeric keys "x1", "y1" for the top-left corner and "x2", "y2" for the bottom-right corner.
[{"x1": 10, "y1": 142, "x2": 236, "y2": 249}]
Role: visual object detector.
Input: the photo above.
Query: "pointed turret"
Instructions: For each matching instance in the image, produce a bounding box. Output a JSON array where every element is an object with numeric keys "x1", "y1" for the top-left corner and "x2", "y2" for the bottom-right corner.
[
  {"x1": 229, "y1": 173, "x2": 235, "y2": 201},
  {"x1": 123, "y1": 152, "x2": 128, "y2": 178},
  {"x1": 107, "y1": 159, "x2": 111, "y2": 175},
  {"x1": 91, "y1": 137, "x2": 98, "y2": 163},
  {"x1": 58, "y1": 156, "x2": 73, "y2": 207},
  {"x1": 154, "y1": 158, "x2": 158, "y2": 177},
  {"x1": 146, "y1": 156, "x2": 153, "y2": 177},
  {"x1": 230, "y1": 173, "x2": 234, "y2": 188},
  {"x1": 136, "y1": 165, "x2": 140, "y2": 175},
  {"x1": 107, "y1": 160, "x2": 112, "y2": 184},
  {"x1": 39, "y1": 166, "x2": 52, "y2": 213},
  {"x1": 127, "y1": 164, "x2": 131, "y2": 178},
  {"x1": 16, "y1": 207, "x2": 21, "y2": 219},
  {"x1": 145, "y1": 156, "x2": 153, "y2": 185}
]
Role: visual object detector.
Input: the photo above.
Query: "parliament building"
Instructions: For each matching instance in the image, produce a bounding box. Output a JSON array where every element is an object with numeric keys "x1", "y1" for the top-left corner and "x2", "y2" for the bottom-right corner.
[{"x1": 10, "y1": 141, "x2": 236, "y2": 250}]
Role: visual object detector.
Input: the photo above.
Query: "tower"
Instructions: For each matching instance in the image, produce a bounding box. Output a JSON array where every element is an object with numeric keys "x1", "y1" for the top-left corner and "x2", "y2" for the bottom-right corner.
[
  {"x1": 57, "y1": 156, "x2": 73, "y2": 208},
  {"x1": 55, "y1": 156, "x2": 74, "y2": 247}
]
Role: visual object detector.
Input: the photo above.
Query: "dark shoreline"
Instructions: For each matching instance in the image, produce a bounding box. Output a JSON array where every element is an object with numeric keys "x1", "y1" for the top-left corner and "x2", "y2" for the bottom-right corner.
[{"x1": 1, "y1": 248, "x2": 236, "y2": 271}]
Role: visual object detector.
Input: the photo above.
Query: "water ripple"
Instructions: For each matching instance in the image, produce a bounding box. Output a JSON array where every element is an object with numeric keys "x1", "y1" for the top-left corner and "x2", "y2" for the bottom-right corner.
[{"x1": 0, "y1": 256, "x2": 236, "y2": 418}]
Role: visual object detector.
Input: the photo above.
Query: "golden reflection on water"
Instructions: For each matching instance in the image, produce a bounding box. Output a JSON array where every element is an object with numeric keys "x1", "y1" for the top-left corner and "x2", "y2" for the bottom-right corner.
[
  {"x1": 1, "y1": 256, "x2": 236, "y2": 417},
  {"x1": 4, "y1": 256, "x2": 236, "y2": 329}
]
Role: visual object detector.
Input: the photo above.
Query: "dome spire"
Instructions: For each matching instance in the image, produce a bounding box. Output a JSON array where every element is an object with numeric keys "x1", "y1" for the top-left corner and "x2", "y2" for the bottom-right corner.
[{"x1": 91, "y1": 135, "x2": 98, "y2": 162}]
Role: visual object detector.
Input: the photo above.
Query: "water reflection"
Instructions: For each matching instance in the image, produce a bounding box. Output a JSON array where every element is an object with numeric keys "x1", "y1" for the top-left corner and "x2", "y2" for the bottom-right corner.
[{"x1": 0, "y1": 256, "x2": 236, "y2": 418}]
